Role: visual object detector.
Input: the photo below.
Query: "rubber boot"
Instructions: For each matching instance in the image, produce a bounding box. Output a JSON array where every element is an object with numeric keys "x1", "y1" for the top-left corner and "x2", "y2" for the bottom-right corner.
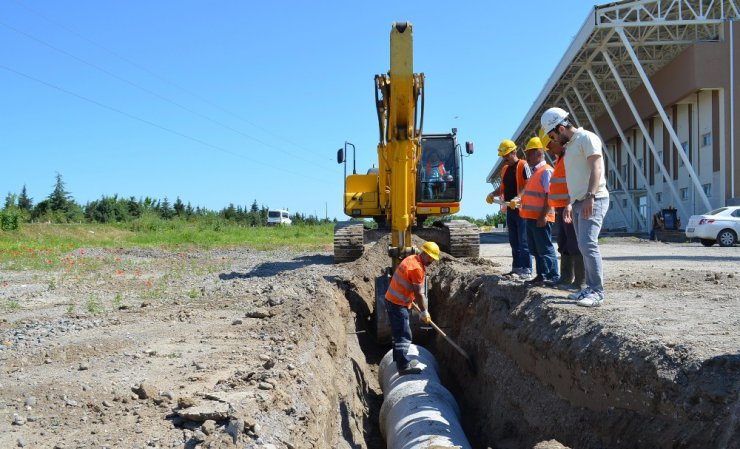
[
  {"x1": 573, "y1": 255, "x2": 586, "y2": 290},
  {"x1": 558, "y1": 254, "x2": 574, "y2": 285}
]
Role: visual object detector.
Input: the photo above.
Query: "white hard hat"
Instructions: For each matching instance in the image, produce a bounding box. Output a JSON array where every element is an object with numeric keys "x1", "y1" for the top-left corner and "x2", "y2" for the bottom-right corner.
[{"x1": 540, "y1": 107, "x2": 570, "y2": 134}]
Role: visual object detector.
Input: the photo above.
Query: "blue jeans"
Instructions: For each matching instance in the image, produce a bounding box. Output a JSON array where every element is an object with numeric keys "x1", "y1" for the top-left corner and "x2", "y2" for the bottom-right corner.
[
  {"x1": 385, "y1": 299, "x2": 412, "y2": 369},
  {"x1": 506, "y1": 208, "x2": 532, "y2": 272},
  {"x1": 572, "y1": 197, "x2": 609, "y2": 292},
  {"x1": 525, "y1": 218, "x2": 559, "y2": 280}
]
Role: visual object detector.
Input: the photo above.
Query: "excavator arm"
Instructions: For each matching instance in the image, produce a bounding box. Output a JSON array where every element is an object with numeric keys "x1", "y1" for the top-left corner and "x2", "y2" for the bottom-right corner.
[{"x1": 375, "y1": 22, "x2": 425, "y2": 268}]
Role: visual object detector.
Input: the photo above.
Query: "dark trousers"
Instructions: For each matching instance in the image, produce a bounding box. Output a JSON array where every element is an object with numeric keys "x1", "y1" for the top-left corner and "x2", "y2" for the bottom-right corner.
[
  {"x1": 525, "y1": 218, "x2": 559, "y2": 280},
  {"x1": 556, "y1": 207, "x2": 581, "y2": 256},
  {"x1": 506, "y1": 208, "x2": 531, "y2": 271},
  {"x1": 385, "y1": 299, "x2": 412, "y2": 369}
]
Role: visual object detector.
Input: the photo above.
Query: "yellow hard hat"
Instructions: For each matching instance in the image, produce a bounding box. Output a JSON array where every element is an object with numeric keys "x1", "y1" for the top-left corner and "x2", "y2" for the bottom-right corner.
[
  {"x1": 419, "y1": 241, "x2": 440, "y2": 261},
  {"x1": 525, "y1": 137, "x2": 543, "y2": 151},
  {"x1": 497, "y1": 139, "x2": 517, "y2": 157},
  {"x1": 538, "y1": 127, "x2": 551, "y2": 149}
]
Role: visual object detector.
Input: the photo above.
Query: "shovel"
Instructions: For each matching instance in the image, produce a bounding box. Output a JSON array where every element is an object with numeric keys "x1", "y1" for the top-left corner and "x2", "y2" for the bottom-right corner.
[{"x1": 413, "y1": 302, "x2": 477, "y2": 373}]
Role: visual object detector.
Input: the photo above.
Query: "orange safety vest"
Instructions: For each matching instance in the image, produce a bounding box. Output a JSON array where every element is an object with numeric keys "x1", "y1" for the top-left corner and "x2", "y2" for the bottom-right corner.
[
  {"x1": 520, "y1": 164, "x2": 555, "y2": 222},
  {"x1": 426, "y1": 161, "x2": 446, "y2": 179},
  {"x1": 549, "y1": 156, "x2": 570, "y2": 208},
  {"x1": 499, "y1": 159, "x2": 528, "y2": 201},
  {"x1": 499, "y1": 160, "x2": 528, "y2": 211},
  {"x1": 385, "y1": 255, "x2": 425, "y2": 308}
]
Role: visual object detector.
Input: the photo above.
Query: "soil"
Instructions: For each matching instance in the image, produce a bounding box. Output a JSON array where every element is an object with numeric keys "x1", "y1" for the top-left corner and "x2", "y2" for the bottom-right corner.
[{"x1": 0, "y1": 235, "x2": 738, "y2": 449}]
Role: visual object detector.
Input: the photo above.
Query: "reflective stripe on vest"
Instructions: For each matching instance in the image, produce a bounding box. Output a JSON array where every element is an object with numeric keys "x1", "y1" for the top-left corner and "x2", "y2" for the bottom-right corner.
[
  {"x1": 520, "y1": 164, "x2": 555, "y2": 222},
  {"x1": 549, "y1": 157, "x2": 570, "y2": 208},
  {"x1": 384, "y1": 255, "x2": 424, "y2": 308}
]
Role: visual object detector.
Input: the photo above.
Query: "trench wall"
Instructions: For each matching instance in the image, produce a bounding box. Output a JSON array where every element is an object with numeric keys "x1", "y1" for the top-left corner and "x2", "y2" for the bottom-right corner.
[{"x1": 425, "y1": 259, "x2": 738, "y2": 449}]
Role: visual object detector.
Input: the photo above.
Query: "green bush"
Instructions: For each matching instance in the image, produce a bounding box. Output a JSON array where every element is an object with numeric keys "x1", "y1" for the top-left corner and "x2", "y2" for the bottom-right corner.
[{"x1": 0, "y1": 209, "x2": 20, "y2": 231}]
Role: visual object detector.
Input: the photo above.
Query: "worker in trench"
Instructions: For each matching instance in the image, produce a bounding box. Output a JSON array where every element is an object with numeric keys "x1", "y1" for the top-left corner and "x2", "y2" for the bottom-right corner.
[{"x1": 384, "y1": 242, "x2": 439, "y2": 375}]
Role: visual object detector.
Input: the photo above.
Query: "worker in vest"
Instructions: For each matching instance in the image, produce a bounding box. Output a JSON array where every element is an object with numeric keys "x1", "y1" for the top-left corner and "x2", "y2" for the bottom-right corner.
[
  {"x1": 486, "y1": 139, "x2": 533, "y2": 280},
  {"x1": 520, "y1": 137, "x2": 560, "y2": 286},
  {"x1": 539, "y1": 127, "x2": 586, "y2": 291},
  {"x1": 384, "y1": 242, "x2": 438, "y2": 375},
  {"x1": 424, "y1": 151, "x2": 452, "y2": 200}
]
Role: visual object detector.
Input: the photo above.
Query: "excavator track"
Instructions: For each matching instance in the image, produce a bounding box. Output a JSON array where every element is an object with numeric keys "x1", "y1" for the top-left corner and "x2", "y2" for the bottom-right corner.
[
  {"x1": 333, "y1": 222, "x2": 365, "y2": 263},
  {"x1": 416, "y1": 220, "x2": 480, "y2": 258}
]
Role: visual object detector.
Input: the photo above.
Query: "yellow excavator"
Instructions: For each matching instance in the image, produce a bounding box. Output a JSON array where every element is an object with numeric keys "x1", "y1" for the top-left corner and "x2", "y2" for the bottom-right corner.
[{"x1": 335, "y1": 22, "x2": 480, "y2": 342}]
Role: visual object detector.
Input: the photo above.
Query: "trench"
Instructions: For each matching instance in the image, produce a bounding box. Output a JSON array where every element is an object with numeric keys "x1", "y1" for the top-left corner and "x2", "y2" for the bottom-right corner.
[{"x1": 332, "y1": 238, "x2": 738, "y2": 449}]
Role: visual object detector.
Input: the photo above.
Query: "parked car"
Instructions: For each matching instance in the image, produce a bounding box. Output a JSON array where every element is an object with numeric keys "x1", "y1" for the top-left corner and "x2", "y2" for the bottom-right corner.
[
  {"x1": 267, "y1": 209, "x2": 292, "y2": 226},
  {"x1": 685, "y1": 206, "x2": 740, "y2": 246}
]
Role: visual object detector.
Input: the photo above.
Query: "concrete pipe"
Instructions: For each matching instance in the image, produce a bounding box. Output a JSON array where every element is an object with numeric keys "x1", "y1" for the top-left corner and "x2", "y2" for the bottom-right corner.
[{"x1": 378, "y1": 344, "x2": 471, "y2": 449}]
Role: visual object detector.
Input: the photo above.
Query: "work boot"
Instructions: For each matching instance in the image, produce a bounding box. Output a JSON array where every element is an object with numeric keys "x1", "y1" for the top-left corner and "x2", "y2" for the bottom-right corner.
[
  {"x1": 573, "y1": 255, "x2": 586, "y2": 290},
  {"x1": 398, "y1": 359, "x2": 422, "y2": 375},
  {"x1": 524, "y1": 275, "x2": 544, "y2": 286}
]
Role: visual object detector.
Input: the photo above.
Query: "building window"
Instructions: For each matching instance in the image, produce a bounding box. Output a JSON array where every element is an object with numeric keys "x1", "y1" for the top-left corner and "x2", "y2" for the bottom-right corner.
[
  {"x1": 702, "y1": 132, "x2": 712, "y2": 147},
  {"x1": 681, "y1": 187, "x2": 689, "y2": 200},
  {"x1": 656, "y1": 192, "x2": 662, "y2": 203},
  {"x1": 703, "y1": 183, "x2": 712, "y2": 197},
  {"x1": 680, "y1": 142, "x2": 688, "y2": 167}
]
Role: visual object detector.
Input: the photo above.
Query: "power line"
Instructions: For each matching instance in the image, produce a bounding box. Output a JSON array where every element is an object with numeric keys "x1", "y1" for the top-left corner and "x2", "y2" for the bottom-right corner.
[
  {"x1": 0, "y1": 63, "x2": 328, "y2": 185},
  {"x1": 0, "y1": 10, "x2": 332, "y2": 172}
]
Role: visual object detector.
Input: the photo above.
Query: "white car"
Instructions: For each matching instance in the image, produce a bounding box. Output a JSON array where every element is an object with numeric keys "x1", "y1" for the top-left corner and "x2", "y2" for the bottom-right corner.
[{"x1": 685, "y1": 206, "x2": 740, "y2": 247}]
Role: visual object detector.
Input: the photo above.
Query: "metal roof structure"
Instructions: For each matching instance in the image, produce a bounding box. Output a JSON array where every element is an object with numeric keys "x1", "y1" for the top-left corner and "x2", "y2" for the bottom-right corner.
[{"x1": 487, "y1": 0, "x2": 740, "y2": 202}]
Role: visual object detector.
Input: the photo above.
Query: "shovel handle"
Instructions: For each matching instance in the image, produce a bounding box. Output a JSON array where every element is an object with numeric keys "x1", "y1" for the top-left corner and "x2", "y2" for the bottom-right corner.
[{"x1": 412, "y1": 302, "x2": 476, "y2": 373}]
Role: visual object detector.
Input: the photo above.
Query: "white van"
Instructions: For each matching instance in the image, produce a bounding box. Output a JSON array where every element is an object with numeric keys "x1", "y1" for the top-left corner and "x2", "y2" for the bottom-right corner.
[{"x1": 267, "y1": 209, "x2": 292, "y2": 226}]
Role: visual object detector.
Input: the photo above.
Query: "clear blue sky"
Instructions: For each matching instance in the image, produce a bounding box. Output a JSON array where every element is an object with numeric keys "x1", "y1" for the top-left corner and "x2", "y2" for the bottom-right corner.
[{"x1": 1, "y1": 0, "x2": 592, "y2": 220}]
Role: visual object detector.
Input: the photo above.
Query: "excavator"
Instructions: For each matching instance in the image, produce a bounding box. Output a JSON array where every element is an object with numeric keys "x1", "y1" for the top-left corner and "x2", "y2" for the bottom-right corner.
[{"x1": 334, "y1": 22, "x2": 480, "y2": 343}]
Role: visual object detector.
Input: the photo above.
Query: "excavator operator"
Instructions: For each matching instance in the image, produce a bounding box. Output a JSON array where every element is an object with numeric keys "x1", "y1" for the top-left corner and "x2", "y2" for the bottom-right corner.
[
  {"x1": 384, "y1": 241, "x2": 439, "y2": 375},
  {"x1": 424, "y1": 150, "x2": 453, "y2": 200}
]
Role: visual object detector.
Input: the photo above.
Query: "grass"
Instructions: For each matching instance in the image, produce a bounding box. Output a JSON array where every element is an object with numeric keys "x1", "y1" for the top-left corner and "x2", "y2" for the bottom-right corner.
[
  {"x1": 86, "y1": 294, "x2": 101, "y2": 314},
  {"x1": 0, "y1": 221, "x2": 334, "y2": 270}
]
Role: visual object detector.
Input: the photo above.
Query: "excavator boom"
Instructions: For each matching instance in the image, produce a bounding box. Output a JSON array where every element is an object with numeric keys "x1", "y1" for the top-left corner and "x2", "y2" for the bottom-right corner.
[{"x1": 376, "y1": 22, "x2": 424, "y2": 268}]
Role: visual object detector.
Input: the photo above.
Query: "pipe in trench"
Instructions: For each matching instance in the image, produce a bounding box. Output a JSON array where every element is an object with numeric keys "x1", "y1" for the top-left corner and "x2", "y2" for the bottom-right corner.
[{"x1": 378, "y1": 344, "x2": 471, "y2": 449}]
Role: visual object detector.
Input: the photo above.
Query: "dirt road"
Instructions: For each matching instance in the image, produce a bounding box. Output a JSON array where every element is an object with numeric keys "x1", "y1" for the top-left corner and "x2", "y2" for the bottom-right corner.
[{"x1": 0, "y1": 236, "x2": 738, "y2": 448}]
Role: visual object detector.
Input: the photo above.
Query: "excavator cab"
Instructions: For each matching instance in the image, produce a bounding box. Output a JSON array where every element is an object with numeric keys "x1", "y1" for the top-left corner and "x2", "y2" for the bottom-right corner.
[
  {"x1": 415, "y1": 129, "x2": 473, "y2": 222},
  {"x1": 418, "y1": 132, "x2": 462, "y2": 204}
]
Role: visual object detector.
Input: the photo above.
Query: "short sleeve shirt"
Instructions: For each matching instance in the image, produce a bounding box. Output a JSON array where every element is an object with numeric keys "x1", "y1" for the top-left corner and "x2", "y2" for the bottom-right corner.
[
  {"x1": 563, "y1": 128, "x2": 608, "y2": 203},
  {"x1": 531, "y1": 160, "x2": 553, "y2": 192},
  {"x1": 405, "y1": 255, "x2": 425, "y2": 285}
]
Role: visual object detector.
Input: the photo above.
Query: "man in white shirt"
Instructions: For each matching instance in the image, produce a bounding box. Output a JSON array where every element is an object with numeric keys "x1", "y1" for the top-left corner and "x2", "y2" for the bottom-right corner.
[{"x1": 541, "y1": 107, "x2": 609, "y2": 307}]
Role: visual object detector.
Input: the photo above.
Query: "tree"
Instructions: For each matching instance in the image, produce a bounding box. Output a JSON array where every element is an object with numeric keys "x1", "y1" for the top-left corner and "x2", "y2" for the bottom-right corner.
[
  {"x1": 159, "y1": 197, "x2": 173, "y2": 219},
  {"x1": 222, "y1": 203, "x2": 237, "y2": 221},
  {"x1": 127, "y1": 197, "x2": 142, "y2": 218},
  {"x1": 4, "y1": 192, "x2": 16, "y2": 209},
  {"x1": 18, "y1": 185, "x2": 32, "y2": 212},
  {"x1": 173, "y1": 197, "x2": 185, "y2": 217},
  {"x1": 49, "y1": 173, "x2": 71, "y2": 212}
]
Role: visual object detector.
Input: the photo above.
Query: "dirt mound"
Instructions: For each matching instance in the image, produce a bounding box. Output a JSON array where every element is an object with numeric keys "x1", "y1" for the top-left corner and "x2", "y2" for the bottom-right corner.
[
  {"x1": 0, "y1": 247, "x2": 378, "y2": 449},
  {"x1": 425, "y1": 257, "x2": 739, "y2": 448}
]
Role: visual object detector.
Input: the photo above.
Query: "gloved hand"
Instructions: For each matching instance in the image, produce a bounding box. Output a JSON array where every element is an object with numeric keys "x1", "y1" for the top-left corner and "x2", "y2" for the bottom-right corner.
[
  {"x1": 509, "y1": 197, "x2": 520, "y2": 210},
  {"x1": 420, "y1": 310, "x2": 432, "y2": 325},
  {"x1": 485, "y1": 192, "x2": 494, "y2": 204}
]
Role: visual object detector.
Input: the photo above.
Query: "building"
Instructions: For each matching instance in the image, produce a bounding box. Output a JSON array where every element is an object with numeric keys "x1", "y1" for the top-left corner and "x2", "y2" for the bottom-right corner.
[{"x1": 487, "y1": 0, "x2": 740, "y2": 232}]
